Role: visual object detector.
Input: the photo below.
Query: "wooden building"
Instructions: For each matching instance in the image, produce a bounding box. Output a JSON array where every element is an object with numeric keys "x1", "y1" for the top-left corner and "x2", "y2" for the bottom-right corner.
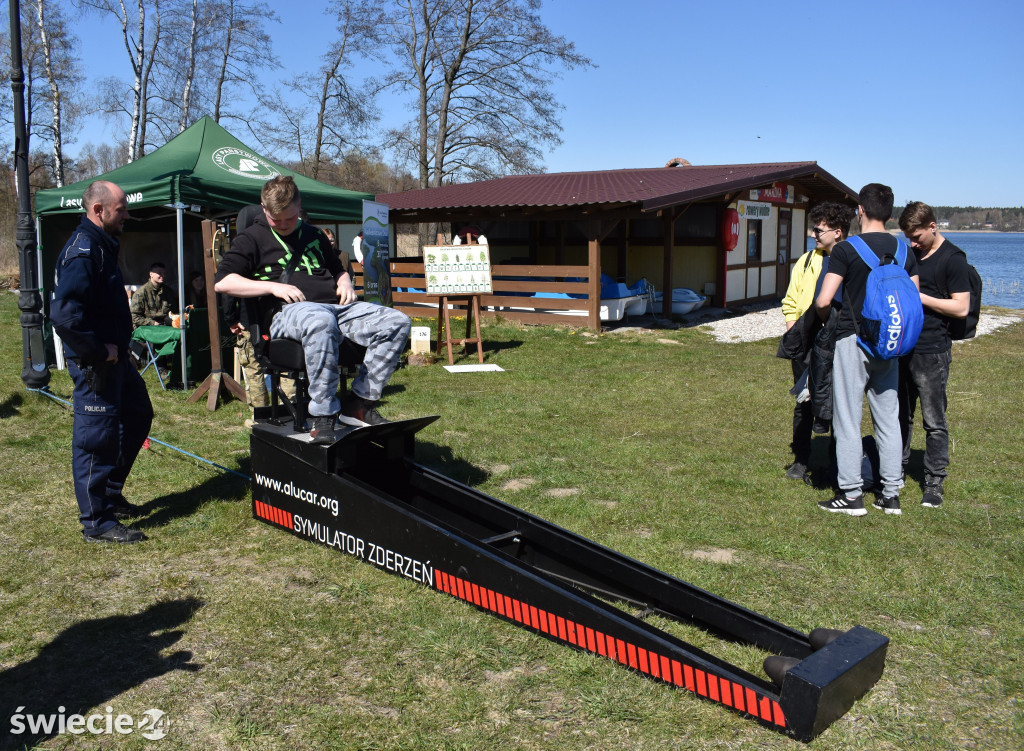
[{"x1": 376, "y1": 162, "x2": 858, "y2": 329}]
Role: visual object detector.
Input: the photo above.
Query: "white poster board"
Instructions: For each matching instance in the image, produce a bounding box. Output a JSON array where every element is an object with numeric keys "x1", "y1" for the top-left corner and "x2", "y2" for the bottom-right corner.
[{"x1": 423, "y1": 245, "x2": 492, "y2": 295}]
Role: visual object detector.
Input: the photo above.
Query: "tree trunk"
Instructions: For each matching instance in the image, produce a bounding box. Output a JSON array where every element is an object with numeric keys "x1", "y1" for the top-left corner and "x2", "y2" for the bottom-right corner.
[{"x1": 34, "y1": 0, "x2": 66, "y2": 185}]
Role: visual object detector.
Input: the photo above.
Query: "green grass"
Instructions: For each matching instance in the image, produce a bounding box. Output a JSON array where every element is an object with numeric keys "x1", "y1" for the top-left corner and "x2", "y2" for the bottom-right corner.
[{"x1": 1, "y1": 292, "x2": 1022, "y2": 750}]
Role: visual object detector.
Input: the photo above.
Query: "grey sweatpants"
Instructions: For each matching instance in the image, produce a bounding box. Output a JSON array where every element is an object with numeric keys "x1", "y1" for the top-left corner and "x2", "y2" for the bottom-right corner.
[
  {"x1": 270, "y1": 300, "x2": 411, "y2": 416},
  {"x1": 831, "y1": 335, "x2": 904, "y2": 498}
]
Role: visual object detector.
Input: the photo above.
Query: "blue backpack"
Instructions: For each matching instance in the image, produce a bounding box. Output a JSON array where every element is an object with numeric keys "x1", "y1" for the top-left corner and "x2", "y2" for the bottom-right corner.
[{"x1": 848, "y1": 235, "x2": 923, "y2": 360}]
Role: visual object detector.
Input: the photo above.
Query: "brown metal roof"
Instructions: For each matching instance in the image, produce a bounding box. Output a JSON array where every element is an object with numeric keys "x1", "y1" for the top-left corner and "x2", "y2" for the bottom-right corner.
[{"x1": 377, "y1": 162, "x2": 859, "y2": 216}]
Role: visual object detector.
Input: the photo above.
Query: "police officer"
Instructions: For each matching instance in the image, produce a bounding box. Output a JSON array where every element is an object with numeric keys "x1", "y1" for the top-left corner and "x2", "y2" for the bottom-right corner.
[{"x1": 51, "y1": 181, "x2": 153, "y2": 543}]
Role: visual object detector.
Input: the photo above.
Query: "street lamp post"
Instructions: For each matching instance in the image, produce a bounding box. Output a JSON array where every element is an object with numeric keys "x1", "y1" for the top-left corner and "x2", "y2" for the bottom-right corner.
[{"x1": 9, "y1": 0, "x2": 51, "y2": 388}]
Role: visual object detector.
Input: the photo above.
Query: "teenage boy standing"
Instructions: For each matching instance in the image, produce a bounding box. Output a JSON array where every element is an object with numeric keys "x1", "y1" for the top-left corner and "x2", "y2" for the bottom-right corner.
[
  {"x1": 814, "y1": 184, "x2": 919, "y2": 516},
  {"x1": 780, "y1": 202, "x2": 855, "y2": 481},
  {"x1": 897, "y1": 202, "x2": 971, "y2": 508}
]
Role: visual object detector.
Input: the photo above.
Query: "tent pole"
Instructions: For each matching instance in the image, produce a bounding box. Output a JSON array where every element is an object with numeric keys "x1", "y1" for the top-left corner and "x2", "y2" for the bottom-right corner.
[{"x1": 177, "y1": 205, "x2": 188, "y2": 383}]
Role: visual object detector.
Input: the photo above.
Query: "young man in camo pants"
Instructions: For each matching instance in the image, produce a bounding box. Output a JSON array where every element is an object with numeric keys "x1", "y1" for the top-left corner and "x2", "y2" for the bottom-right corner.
[{"x1": 215, "y1": 176, "x2": 410, "y2": 443}]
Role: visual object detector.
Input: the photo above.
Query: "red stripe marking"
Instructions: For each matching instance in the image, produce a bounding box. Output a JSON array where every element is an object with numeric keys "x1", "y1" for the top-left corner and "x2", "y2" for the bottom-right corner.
[
  {"x1": 759, "y1": 696, "x2": 772, "y2": 722},
  {"x1": 732, "y1": 683, "x2": 745, "y2": 712},
  {"x1": 707, "y1": 674, "x2": 720, "y2": 702},
  {"x1": 285, "y1": 511, "x2": 292, "y2": 529},
  {"x1": 486, "y1": 589, "x2": 497, "y2": 612},
  {"x1": 648, "y1": 652, "x2": 660, "y2": 679},
  {"x1": 638, "y1": 648, "x2": 650, "y2": 674},
  {"x1": 535, "y1": 607, "x2": 548, "y2": 633},
  {"x1": 585, "y1": 628, "x2": 596, "y2": 653},
  {"x1": 616, "y1": 639, "x2": 628, "y2": 665},
  {"x1": 684, "y1": 664, "x2": 695, "y2": 691},
  {"x1": 695, "y1": 669, "x2": 707, "y2": 697},
  {"x1": 528, "y1": 605, "x2": 538, "y2": 630},
  {"x1": 575, "y1": 623, "x2": 585, "y2": 648},
  {"x1": 660, "y1": 656, "x2": 672, "y2": 684},
  {"x1": 455, "y1": 577, "x2": 466, "y2": 601},
  {"x1": 557, "y1": 616, "x2": 567, "y2": 641},
  {"x1": 720, "y1": 680, "x2": 733, "y2": 707},
  {"x1": 254, "y1": 501, "x2": 263, "y2": 518},
  {"x1": 627, "y1": 643, "x2": 638, "y2": 669},
  {"x1": 672, "y1": 660, "x2": 684, "y2": 688},
  {"x1": 745, "y1": 688, "x2": 758, "y2": 718},
  {"x1": 270, "y1": 506, "x2": 280, "y2": 525},
  {"x1": 772, "y1": 701, "x2": 786, "y2": 727},
  {"x1": 512, "y1": 599, "x2": 522, "y2": 622},
  {"x1": 503, "y1": 595, "x2": 514, "y2": 618}
]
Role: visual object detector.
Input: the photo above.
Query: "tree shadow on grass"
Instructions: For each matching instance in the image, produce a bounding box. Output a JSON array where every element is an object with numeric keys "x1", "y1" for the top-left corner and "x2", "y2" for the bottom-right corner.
[{"x1": 0, "y1": 597, "x2": 203, "y2": 750}]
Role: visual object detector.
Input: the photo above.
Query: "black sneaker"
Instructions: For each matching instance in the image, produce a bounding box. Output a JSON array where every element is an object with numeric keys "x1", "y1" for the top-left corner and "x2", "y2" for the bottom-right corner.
[
  {"x1": 921, "y1": 485, "x2": 943, "y2": 508},
  {"x1": 818, "y1": 492, "x2": 867, "y2": 516},
  {"x1": 872, "y1": 495, "x2": 902, "y2": 515},
  {"x1": 309, "y1": 414, "x2": 337, "y2": 444},
  {"x1": 340, "y1": 395, "x2": 390, "y2": 426},
  {"x1": 109, "y1": 495, "x2": 144, "y2": 520},
  {"x1": 85, "y1": 523, "x2": 146, "y2": 544},
  {"x1": 786, "y1": 461, "x2": 809, "y2": 482}
]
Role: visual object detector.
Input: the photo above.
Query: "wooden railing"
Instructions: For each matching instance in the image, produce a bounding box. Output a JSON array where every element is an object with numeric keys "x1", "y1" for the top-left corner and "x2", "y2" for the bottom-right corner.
[{"x1": 354, "y1": 260, "x2": 598, "y2": 327}]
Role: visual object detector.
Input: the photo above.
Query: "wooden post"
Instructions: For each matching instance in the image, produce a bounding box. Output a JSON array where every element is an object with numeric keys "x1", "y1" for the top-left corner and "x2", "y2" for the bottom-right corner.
[
  {"x1": 188, "y1": 220, "x2": 248, "y2": 410},
  {"x1": 587, "y1": 236, "x2": 601, "y2": 331},
  {"x1": 662, "y1": 212, "x2": 675, "y2": 317}
]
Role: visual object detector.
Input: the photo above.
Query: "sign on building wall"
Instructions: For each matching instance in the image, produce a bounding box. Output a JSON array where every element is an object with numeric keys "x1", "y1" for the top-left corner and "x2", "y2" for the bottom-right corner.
[
  {"x1": 361, "y1": 200, "x2": 391, "y2": 306},
  {"x1": 738, "y1": 200, "x2": 773, "y2": 220},
  {"x1": 749, "y1": 183, "x2": 795, "y2": 203},
  {"x1": 423, "y1": 245, "x2": 493, "y2": 295}
]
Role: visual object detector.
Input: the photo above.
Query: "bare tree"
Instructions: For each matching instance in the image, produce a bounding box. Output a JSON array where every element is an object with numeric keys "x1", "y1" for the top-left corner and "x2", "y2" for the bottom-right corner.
[
  {"x1": 209, "y1": 0, "x2": 280, "y2": 126},
  {"x1": 26, "y1": 0, "x2": 82, "y2": 185},
  {"x1": 2, "y1": 2, "x2": 83, "y2": 186},
  {"x1": 256, "y1": 1, "x2": 379, "y2": 180},
  {"x1": 369, "y1": 0, "x2": 593, "y2": 187},
  {"x1": 81, "y1": 0, "x2": 164, "y2": 161}
]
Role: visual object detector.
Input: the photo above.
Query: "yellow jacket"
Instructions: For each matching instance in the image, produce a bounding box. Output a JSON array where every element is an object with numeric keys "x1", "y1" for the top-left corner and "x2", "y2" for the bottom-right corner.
[{"x1": 781, "y1": 247, "x2": 827, "y2": 322}]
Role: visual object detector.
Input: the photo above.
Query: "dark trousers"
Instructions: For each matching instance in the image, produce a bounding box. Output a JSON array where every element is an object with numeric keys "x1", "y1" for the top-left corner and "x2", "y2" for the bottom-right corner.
[
  {"x1": 68, "y1": 356, "x2": 153, "y2": 535},
  {"x1": 791, "y1": 359, "x2": 812, "y2": 465},
  {"x1": 898, "y1": 350, "x2": 952, "y2": 483}
]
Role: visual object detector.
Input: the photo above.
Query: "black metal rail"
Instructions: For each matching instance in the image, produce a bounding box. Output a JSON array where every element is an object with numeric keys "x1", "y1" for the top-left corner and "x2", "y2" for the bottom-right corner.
[{"x1": 249, "y1": 416, "x2": 888, "y2": 741}]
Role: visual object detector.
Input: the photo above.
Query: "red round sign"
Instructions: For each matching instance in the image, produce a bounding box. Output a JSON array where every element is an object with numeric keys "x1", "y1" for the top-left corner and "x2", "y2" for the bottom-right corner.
[{"x1": 721, "y1": 209, "x2": 740, "y2": 251}]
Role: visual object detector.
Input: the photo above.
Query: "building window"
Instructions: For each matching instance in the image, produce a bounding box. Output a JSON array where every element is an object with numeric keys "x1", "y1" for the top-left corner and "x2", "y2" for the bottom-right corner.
[{"x1": 747, "y1": 220, "x2": 762, "y2": 260}]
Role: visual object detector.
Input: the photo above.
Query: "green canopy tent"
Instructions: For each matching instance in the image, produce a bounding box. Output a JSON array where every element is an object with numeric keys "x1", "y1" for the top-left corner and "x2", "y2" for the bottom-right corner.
[{"x1": 35, "y1": 116, "x2": 374, "y2": 382}]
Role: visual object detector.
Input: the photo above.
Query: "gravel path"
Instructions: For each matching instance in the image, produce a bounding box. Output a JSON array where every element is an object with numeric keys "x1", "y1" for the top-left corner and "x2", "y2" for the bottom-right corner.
[{"x1": 696, "y1": 303, "x2": 1024, "y2": 343}]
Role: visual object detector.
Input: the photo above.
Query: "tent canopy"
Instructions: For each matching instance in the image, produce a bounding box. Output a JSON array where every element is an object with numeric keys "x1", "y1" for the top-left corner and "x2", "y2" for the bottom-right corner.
[{"x1": 35, "y1": 116, "x2": 372, "y2": 221}]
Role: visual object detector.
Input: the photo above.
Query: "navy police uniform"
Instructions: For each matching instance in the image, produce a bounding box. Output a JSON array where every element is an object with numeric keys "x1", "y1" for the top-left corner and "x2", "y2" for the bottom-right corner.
[{"x1": 51, "y1": 217, "x2": 154, "y2": 537}]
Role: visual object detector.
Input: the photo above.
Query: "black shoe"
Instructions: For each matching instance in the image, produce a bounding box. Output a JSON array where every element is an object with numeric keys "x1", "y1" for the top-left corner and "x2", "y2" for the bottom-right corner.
[
  {"x1": 812, "y1": 418, "x2": 831, "y2": 434},
  {"x1": 340, "y1": 394, "x2": 390, "y2": 426},
  {"x1": 309, "y1": 414, "x2": 337, "y2": 444},
  {"x1": 109, "y1": 495, "x2": 144, "y2": 520},
  {"x1": 85, "y1": 523, "x2": 146, "y2": 544},
  {"x1": 786, "y1": 461, "x2": 809, "y2": 482},
  {"x1": 871, "y1": 495, "x2": 902, "y2": 515},
  {"x1": 818, "y1": 492, "x2": 866, "y2": 517},
  {"x1": 921, "y1": 485, "x2": 943, "y2": 508}
]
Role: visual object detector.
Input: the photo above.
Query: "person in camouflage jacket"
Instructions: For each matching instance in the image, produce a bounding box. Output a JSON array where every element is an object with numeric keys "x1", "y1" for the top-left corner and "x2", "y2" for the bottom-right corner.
[{"x1": 130, "y1": 262, "x2": 178, "y2": 328}]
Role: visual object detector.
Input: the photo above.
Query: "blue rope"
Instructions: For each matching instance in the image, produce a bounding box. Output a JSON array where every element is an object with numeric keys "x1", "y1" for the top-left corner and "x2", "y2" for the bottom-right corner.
[{"x1": 26, "y1": 386, "x2": 251, "y2": 481}]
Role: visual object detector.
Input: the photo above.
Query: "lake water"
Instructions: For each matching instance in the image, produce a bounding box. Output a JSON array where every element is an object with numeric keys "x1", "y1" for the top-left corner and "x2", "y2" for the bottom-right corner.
[{"x1": 806, "y1": 232, "x2": 1024, "y2": 309}]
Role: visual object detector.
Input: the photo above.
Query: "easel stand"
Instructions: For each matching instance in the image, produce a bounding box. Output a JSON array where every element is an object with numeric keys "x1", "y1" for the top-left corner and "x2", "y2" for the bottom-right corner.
[
  {"x1": 188, "y1": 220, "x2": 247, "y2": 410},
  {"x1": 436, "y1": 294, "x2": 484, "y2": 365}
]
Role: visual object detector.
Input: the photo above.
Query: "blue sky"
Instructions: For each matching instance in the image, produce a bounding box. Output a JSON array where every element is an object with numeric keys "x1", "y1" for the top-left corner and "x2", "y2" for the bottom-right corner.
[{"x1": 68, "y1": 0, "x2": 1024, "y2": 207}]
